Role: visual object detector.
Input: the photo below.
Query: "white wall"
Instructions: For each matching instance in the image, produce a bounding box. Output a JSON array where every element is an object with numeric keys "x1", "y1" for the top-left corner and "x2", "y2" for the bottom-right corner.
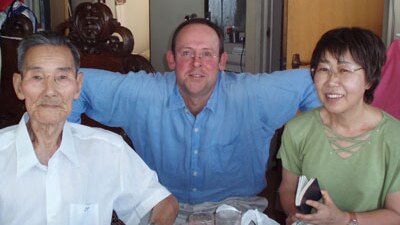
[{"x1": 116, "y1": 0, "x2": 149, "y2": 58}]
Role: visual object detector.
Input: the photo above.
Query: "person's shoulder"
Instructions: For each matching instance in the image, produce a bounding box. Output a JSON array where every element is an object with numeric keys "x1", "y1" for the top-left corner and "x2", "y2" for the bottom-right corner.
[
  {"x1": 150, "y1": 71, "x2": 177, "y2": 84},
  {"x1": 379, "y1": 112, "x2": 400, "y2": 158},
  {"x1": 0, "y1": 125, "x2": 18, "y2": 151},
  {"x1": 381, "y1": 112, "x2": 400, "y2": 134},
  {"x1": 0, "y1": 124, "x2": 18, "y2": 135},
  {"x1": 68, "y1": 122, "x2": 125, "y2": 149},
  {"x1": 286, "y1": 108, "x2": 320, "y2": 129},
  {"x1": 382, "y1": 112, "x2": 400, "y2": 124}
]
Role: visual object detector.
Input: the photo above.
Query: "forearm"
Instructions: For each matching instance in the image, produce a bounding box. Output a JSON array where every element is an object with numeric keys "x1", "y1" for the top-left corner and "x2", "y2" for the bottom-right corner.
[
  {"x1": 279, "y1": 188, "x2": 299, "y2": 225},
  {"x1": 352, "y1": 209, "x2": 400, "y2": 225},
  {"x1": 150, "y1": 195, "x2": 179, "y2": 225},
  {"x1": 280, "y1": 191, "x2": 297, "y2": 217},
  {"x1": 353, "y1": 191, "x2": 400, "y2": 225},
  {"x1": 279, "y1": 168, "x2": 301, "y2": 224}
]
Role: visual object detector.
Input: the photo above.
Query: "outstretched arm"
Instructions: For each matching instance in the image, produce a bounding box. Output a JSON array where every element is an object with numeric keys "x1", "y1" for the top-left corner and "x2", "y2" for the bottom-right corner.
[
  {"x1": 68, "y1": 68, "x2": 126, "y2": 124},
  {"x1": 68, "y1": 68, "x2": 142, "y2": 126}
]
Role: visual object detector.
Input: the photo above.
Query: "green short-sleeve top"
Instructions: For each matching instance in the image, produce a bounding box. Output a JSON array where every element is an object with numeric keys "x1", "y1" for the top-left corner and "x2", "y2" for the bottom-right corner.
[{"x1": 279, "y1": 108, "x2": 400, "y2": 212}]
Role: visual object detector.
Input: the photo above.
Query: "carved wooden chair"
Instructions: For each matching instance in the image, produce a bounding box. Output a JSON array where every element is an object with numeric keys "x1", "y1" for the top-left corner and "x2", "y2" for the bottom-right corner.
[
  {"x1": 56, "y1": 2, "x2": 155, "y2": 148},
  {"x1": 0, "y1": 14, "x2": 33, "y2": 128}
]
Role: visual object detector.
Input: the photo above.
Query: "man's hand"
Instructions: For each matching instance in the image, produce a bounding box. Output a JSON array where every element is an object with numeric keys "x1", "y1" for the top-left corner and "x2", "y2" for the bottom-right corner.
[{"x1": 149, "y1": 195, "x2": 179, "y2": 225}]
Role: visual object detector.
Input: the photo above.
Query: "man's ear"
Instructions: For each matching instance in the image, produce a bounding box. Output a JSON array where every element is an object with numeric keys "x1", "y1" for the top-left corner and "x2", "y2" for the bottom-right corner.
[
  {"x1": 218, "y1": 52, "x2": 228, "y2": 71},
  {"x1": 166, "y1": 50, "x2": 176, "y2": 70},
  {"x1": 13, "y1": 73, "x2": 25, "y2": 100},
  {"x1": 74, "y1": 72, "x2": 83, "y2": 99}
]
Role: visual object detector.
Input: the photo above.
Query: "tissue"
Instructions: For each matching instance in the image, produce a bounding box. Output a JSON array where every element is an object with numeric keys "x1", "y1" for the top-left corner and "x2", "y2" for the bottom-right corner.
[{"x1": 241, "y1": 209, "x2": 280, "y2": 225}]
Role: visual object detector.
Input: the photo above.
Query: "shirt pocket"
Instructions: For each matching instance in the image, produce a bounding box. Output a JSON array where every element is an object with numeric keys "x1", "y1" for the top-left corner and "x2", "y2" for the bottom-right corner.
[
  {"x1": 209, "y1": 141, "x2": 242, "y2": 173},
  {"x1": 69, "y1": 203, "x2": 99, "y2": 225}
]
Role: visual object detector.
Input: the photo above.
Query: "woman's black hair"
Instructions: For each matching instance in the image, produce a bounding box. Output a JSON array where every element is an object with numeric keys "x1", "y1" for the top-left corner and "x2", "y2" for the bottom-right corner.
[{"x1": 310, "y1": 27, "x2": 386, "y2": 104}]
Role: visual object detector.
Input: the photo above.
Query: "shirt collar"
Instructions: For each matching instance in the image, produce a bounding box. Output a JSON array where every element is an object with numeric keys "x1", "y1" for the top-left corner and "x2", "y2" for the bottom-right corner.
[
  {"x1": 16, "y1": 113, "x2": 79, "y2": 177},
  {"x1": 167, "y1": 71, "x2": 221, "y2": 113},
  {"x1": 58, "y1": 122, "x2": 80, "y2": 166},
  {"x1": 16, "y1": 113, "x2": 39, "y2": 177}
]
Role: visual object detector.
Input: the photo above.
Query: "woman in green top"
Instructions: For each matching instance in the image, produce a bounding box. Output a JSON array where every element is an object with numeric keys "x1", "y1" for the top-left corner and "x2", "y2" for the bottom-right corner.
[{"x1": 278, "y1": 27, "x2": 400, "y2": 225}]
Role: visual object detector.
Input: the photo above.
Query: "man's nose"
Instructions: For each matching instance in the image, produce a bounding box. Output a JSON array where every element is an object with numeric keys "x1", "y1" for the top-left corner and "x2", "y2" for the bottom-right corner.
[
  {"x1": 192, "y1": 55, "x2": 202, "y2": 67},
  {"x1": 43, "y1": 76, "x2": 58, "y2": 94}
]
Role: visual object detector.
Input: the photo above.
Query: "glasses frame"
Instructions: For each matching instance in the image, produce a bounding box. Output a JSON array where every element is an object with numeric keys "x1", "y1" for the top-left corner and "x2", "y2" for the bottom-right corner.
[
  {"x1": 312, "y1": 65, "x2": 364, "y2": 77},
  {"x1": 175, "y1": 49, "x2": 218, "y2": 62}
]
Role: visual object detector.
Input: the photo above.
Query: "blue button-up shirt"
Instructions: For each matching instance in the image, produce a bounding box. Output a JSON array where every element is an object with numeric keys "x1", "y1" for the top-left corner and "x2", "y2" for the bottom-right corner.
[{"x1": 69, "y1": 68, "x2": 320, "y2": 204}]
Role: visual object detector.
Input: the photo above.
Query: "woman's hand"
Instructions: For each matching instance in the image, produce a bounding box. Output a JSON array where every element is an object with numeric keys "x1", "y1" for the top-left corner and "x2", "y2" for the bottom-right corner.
[{"x1": 295, "y1": 190, "x2": 349, "y2": 225}]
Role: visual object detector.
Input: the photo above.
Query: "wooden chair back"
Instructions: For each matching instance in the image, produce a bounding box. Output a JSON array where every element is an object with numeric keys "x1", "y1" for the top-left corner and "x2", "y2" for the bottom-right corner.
[
  {"x1": 56, "y1": 2, "x2": 155, "y2": 147},
  {"x1": 0, "y1": 14, "x2": 33, "y2": 128}
]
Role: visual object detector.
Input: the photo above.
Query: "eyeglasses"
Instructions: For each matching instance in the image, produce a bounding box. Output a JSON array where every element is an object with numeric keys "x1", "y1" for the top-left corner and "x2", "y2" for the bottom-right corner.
[
  {"x1": 176, "y1": 49, "x2": 218, "y2": 62},
  {"x1": 313, "y1": 65, "x2": 364, "y2": 77}
]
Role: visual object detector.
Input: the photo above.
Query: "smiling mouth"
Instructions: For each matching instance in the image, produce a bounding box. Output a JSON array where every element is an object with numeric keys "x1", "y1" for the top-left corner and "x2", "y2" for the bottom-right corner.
[
  {"x1": 326, "y1": 93, "x2": 344, "y2": 99},
  {"x1": 188, "y1": 73, "x2": 205, "y2": 79}
]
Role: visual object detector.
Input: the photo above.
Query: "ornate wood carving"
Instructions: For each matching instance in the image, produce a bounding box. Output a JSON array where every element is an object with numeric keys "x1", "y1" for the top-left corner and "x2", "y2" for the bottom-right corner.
[
  {"x1": 58, "y1": 2, "x2": 133, "y2": 56},
  {"x1": 0, "y1": 14, "x2": 32, "y2": 128},
  {"x1": 56, "y1": 2, "x2": 154, "y2": 73}
]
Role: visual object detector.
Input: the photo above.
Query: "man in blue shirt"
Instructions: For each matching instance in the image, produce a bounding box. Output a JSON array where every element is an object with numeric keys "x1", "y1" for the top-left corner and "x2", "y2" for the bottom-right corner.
[{"x1": 69, "y1": 18, "x2": 320, "y2": 222}]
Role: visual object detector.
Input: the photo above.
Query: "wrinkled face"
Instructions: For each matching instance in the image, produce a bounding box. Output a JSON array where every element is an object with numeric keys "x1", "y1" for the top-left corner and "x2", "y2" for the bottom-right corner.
[
  {"x1": 313, "y1": 51, "x2": 370, "y2": 115},
  {"x1": 166, "y1": 24, "x2": 227, "y2": 101},
  {"x1": 13, "y1": 45, "x2": 83, "y2": 125}
]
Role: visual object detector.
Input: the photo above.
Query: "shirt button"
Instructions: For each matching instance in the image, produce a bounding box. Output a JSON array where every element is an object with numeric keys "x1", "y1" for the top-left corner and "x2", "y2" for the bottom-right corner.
[
  {"x1": 193, "y1": 171, "x2": 198, "y2": 176},
  {"x1": 193, "y1": 149, "x2": 198, "y2": 154},
  {"x1": 192, "y1": 188, "x2": 197, "y2": 192},
  {"x1": 194, "y1": 128, "x2": 199, "y2": 133}
]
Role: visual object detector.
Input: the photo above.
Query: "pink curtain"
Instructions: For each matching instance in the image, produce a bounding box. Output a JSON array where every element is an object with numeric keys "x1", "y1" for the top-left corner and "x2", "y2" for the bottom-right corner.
[{"x1": 372, "y1": 39, "x2": 400, "y2": 120}]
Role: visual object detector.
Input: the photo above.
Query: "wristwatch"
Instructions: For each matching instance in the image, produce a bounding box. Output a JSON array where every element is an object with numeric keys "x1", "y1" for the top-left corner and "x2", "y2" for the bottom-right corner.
[{"x1": 347, "y1": 212, "x2": 358, "y2": 225}]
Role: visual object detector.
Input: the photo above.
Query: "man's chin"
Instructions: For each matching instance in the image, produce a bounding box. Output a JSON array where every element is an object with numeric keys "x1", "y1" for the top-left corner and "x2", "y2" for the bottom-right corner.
[{"x1": 29, "y1": 110, "x2": 69, "y2": 125}]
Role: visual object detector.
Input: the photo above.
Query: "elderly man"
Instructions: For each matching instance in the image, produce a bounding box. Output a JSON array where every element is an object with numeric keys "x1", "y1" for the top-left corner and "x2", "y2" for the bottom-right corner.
[
  {"x1": 69, "y1": 18, "x2": 321, "y2": 223},
  {"x1": 0, "y1": 32, "x2": 178, "y2": 225}
]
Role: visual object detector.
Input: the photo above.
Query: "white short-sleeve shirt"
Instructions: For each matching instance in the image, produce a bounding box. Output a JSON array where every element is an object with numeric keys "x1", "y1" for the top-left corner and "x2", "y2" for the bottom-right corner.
[{"x1": 0, "y1": 113, "x2": 171, "y2": 225}]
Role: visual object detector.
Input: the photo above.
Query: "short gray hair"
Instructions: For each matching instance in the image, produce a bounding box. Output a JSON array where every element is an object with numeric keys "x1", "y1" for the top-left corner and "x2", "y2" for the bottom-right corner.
[{"x1": 17, "y1": 31, "x2": 80, "y2": 73}]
